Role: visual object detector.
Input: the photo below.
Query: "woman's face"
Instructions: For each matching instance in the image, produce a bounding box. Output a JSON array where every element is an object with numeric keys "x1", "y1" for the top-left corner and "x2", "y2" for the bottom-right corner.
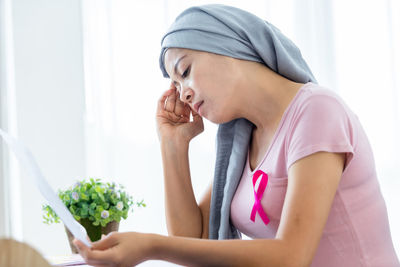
[{"x1": 163, "y1": 48, "x2": 240, "y2": 124}]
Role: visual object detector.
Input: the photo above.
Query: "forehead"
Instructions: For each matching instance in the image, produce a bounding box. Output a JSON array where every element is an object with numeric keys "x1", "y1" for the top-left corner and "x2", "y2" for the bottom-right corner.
[
  {"x1": 164, "y1": 48, "x2": 190, "y2": 76},
  {"x1": 164, "y1": 47, "x2": 187, "y2": 61}
]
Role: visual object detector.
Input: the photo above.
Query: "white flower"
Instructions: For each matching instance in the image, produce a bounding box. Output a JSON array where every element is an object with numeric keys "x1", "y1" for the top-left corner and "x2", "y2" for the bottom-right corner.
[
  {"x1": 71, "y1": 192, "x2": 79, "y2": 201},
  {"x1": 116, "y1": 201, "x2": 123, "y2": 211},
  {"x1": 116, "y1": 192, "x2": 120, "y2": 198},
  {"x1": 101, "y1": 210, "x2": 109, "y2": 219}
]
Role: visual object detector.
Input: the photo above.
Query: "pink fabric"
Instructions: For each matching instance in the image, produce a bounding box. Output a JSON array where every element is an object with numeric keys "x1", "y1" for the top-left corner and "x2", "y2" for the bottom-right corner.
[{"x1": 230, "y1": 82, "x2": 399, "y2": 266}]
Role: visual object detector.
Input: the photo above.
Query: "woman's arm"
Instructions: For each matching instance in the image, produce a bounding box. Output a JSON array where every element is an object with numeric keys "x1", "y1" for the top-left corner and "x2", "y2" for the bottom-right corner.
[
  {"x1": 74, "y1": 151, "x2": 345, "y2": 267},
  {"x1": 162, "y1": 142, "x2": 212, "y2": 238},
  {"x1": 156, "y1": 87, "x2": 206, "y2": 238},
  {"x1": 198, "y1": 183, "x2": 212, "y2": 239},
  {"x1": 153, "y1": 151, "x2": 345, "y2": 267},
  {"x1": 161, "y1": 138, "x2": 203, "y2": 238}
]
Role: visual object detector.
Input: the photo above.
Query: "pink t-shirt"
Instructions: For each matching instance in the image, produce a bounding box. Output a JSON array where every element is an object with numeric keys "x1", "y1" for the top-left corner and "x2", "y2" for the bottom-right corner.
[{"x1": 230, "y1": 82, "x2": 399, "y2": 266}]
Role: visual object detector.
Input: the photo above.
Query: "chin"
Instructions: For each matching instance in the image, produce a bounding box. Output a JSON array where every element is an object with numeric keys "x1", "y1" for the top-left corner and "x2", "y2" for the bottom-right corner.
[{"x1": 206, "y1": 112, "x2": 237, "y2": 125}]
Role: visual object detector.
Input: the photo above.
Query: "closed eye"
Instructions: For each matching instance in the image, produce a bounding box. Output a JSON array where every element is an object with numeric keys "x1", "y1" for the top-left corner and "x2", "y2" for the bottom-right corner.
[{"x1": 181, "y1": 66, "x2": 190, "y2": 78}]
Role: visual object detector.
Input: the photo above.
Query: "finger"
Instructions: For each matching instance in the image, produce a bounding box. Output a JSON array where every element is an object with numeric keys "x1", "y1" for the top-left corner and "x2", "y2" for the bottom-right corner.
[
  {"x1": 85, "y1": 248, "x2": 117, "y2": 265},
  {"x1": 157, "y1": 88, "x2": 175, "y2": 112},
  {"x1": 164, "y1": 88, "x2": 177, "y2": 112},
  {"x1": 73, "y1": 239, "x2": 92, "y2": 256},
  {"x1": 73, "y1": 239, "x2": 98, "y2": 263},
  {"x1": 192, "y1": 113, "x2": 203, "y2": 128},
  {"x1": 73, "y1": 239, "x2": 115, "y2": 265},
  {"x1": 174, "y1": 91, "x2": 187, "y2": 117},
  {"x1": 191, "y1": 107, "x2": 202, "y2": 121},
  {"x1": 90, "y1": 263, "x2": 109, "y2": 267},
  {"x1": 178, "y1": 104, "x2": 191, "y2": 123},
  {"x1": 156, "y1": 107, "x2": 188, "y2": 123},
  {"x1": 91, "y1": 233, "x2": 119, "y2": 250},
  {"x1": 167, "y1": 110, "x2": 188, "y2": 123}
]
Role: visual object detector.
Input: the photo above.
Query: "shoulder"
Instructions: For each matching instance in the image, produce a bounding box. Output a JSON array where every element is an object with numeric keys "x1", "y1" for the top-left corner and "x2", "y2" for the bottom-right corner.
[
  {"x1": 285, "y1": 83, "x2": 357, "y2": 135},
  {"x1": 293, "y1": 83, "x2": 351, "y2": 121},
  {"x1": 284, "y1": 83, "x2": 356, "y2": 169}
]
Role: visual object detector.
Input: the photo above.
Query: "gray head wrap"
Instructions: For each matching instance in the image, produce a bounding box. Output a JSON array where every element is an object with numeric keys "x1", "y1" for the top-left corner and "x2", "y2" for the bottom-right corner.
[{"x1": 159, "y1": 4, "x2": 317, "y2": 240}]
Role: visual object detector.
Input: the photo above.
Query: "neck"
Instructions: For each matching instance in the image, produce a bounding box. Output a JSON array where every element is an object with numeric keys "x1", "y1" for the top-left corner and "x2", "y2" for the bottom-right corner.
[{"x1": 234, "y1": 62, "x2": 304, "y2": 132}]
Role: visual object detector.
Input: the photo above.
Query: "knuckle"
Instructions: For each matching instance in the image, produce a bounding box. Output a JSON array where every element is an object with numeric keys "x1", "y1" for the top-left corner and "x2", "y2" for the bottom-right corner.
[
  {"x1": 108, "y1": 231, "x2": 116, "y2": 237},
  {"x1": 107, "y1": 231, "x2": 119, "y2": 241}
]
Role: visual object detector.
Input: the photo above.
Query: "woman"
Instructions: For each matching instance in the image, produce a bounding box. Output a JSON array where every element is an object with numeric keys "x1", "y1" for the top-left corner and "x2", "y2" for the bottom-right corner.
[{"x1": 74, "y1": 5, "x2": 399, "y2": 266}]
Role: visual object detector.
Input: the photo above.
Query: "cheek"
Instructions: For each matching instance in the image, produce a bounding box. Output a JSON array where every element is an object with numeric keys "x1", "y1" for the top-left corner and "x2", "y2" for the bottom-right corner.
[
  {"x1": 190, "y1": 69, "x2": 236, "y2": 121},
  {"x1": 186, "y1": 77, "x2": 195, "y2": 89},
  {"x1": 205, "y1": 100, "x2": 237, "y2": 124}
]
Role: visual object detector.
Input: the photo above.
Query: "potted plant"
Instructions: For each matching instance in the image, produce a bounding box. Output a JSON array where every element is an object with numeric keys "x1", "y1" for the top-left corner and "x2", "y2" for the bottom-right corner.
[{"x1": 42, "y1": 178, "x2": 145, "y2": 253}]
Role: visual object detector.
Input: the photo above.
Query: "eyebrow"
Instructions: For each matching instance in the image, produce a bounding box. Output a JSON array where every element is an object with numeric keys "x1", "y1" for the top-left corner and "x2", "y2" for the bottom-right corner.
[{"x1": 174, "y1": 55, "x2": 187, "y2": 76}]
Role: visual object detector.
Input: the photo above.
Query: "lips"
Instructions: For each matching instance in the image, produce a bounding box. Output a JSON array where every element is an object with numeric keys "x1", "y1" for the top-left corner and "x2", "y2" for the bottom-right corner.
[{"x1": 193, "y1": 101, "x2": 204, "y2": 113}]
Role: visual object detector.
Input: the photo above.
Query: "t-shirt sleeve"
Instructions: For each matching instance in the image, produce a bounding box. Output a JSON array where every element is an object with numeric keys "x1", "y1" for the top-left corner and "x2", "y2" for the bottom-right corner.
[{"x1": 286, "y1": 94, "x2": 355, "y2": 170}]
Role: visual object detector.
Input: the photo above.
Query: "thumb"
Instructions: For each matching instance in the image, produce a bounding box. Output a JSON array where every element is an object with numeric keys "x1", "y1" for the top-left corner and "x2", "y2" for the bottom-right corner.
[
  {"x1": 192, "y1": 111, "x2": 203, "y2": 128},
  {"x1": 191, "y1": 109, "x2": 202, "y2": 122},
  {"x1": 73, "y1": 238, "x2": 88, "y2": 250},
  {"x1": 91, "y1": 233, "x2": 119, "y2": 251}
]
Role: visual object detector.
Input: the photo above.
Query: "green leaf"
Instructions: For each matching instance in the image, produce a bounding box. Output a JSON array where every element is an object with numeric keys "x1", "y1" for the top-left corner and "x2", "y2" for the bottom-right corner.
[
  {"x1": 81, "y1": 193, "x2": 89, "y2": 200},
  {"x1": 69, "y1": 205, "x2": 76, "y2": 214},
  {"x1": 42, "y1": 178, "x2": 146, "y2": 226},
  {"x1": 94, "y1": 186, "x2": 102, "y2": 193},
  {"x1": 80, "y1": 208, "x2": 88, "y2": 216}
]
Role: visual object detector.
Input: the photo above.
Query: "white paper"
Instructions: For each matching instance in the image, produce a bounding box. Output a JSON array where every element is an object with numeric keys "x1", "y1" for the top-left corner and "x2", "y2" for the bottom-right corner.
[
  {"x1": 45, "y1": 254, "x2": 86, "y2": 266},
  {"x1": 0, "y1": 129, "x2": 91, "y2": 247}
]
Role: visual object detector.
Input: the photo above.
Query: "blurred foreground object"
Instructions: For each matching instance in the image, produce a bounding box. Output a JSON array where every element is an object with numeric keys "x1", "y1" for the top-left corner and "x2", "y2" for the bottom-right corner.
[{"x1": 0, "y1": 238, "x2": 51, "y2": 267}]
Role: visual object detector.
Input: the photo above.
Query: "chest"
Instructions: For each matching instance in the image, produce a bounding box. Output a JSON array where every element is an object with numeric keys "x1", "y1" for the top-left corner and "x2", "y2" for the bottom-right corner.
[
  {"x1": 230, "y1": 143, "x2": 289, "y2": 239},
  {"x1": 230, "y1": 122, "x2": 292, "y2": 238},
  {"x1": 249, "y1": 131, "x2": 275, "y2": 171}
]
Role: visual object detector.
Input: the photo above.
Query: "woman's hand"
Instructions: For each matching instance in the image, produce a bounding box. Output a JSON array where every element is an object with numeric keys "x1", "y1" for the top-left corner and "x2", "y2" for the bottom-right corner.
[
  {"x1": 156, "y1": 83, "x2": 204, "y2": 144},
  {"x1": 73, "y1": 232, "x2": 155, "y2": 267}
]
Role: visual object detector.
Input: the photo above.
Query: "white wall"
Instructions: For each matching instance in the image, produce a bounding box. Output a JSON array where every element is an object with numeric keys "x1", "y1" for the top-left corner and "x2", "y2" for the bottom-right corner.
[
  {"x1": 0, "y1": 94, "x2": 6, "y2": 238},
  {"x1": 0, "y1": 0, "x2": 7, "y2": 238},
  {"x1": 0, "y1": 135, "x2": 5, "y2": 238},
  {"x1": 0, "y1": 0, "x2": 15, "y2": 239},
  {"x1": 10, "y1": 0, "x2": 86, "y2": 255}
]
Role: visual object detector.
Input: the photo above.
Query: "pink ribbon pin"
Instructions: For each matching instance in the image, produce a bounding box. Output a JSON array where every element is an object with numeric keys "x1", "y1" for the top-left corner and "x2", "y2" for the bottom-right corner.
[{"x1": 250, "y1": 170, "x2": 270, "y2": 226}]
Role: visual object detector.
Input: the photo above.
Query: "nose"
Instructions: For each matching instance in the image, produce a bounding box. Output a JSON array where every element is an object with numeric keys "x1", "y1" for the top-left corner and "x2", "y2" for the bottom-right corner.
[{"x1": 180, "y1": 87, "x2": 194, "y2": 103}]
